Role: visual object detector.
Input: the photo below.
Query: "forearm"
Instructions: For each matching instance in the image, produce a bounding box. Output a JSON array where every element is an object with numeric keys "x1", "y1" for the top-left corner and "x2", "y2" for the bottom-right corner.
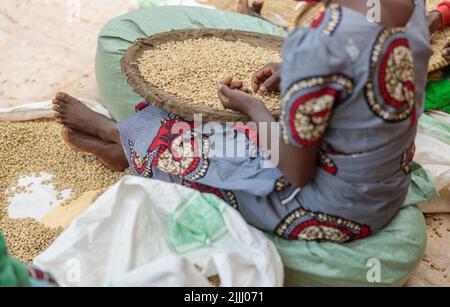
[
  {"x1": 218, "y1": 77, "x2": 317, "y2": 187},
  {"x1": 245, "y1": 102, "x2": 317, "y2": 188},
  {"x1": 244, "y1": 101, "x2": 276, "y2": 151}
]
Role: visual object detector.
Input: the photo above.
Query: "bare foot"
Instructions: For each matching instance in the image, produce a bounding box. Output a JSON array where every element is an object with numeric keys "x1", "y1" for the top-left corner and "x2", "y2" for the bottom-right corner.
[
  {"x1": 61, "y1": 127, "x2": 128, "y2": 172},
  {"x1": 53, "y1": 92, "x2": 120, "y2": 143},
  {"x1": 237, "y1": 0, "x2": 264, "y2": 16},
  {"x1": 252, "y1": 0, "x2": 264, "y2": 15}
]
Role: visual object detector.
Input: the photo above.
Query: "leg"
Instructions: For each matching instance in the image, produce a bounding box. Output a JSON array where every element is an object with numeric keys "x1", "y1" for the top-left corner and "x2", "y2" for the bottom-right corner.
[
  {"x1": 61, "y1": 127, "x2": 128, "y2": 172},
  {"x1": 52, "y1": 92, "x2": 120, "y2": 144}
]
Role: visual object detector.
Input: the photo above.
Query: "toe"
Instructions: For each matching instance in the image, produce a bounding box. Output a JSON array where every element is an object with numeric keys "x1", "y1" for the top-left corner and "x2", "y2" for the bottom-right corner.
[
  {"x1": 54, "y1": 110, "x2": 63, "y2": 118},
  {"x1": 55, "y1": 92, "x2": 68, "y2": 100},
  {"x1": 53, "y1": 97, "x2": 67, "y2": 110},
  {"x1": 56, "y1": 92, "x2": 81, "y2": 105},
  {"x1": 61, "y1": 126, "x2": 73, "y2": 139},
  {"x1": 52, "y1": 104, "x2": 62, "y2": 113}
]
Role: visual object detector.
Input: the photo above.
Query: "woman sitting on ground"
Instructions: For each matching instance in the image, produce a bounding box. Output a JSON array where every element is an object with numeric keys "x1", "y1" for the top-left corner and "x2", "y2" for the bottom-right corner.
[{"x1": 53, "y1": 0, "x2": 434, "y2": 243}]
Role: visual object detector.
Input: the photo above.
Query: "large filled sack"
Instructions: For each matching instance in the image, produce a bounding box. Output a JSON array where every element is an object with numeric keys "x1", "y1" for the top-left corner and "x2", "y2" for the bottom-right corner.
[
  {"x1": 270, "y1": 163, "x2": 433, "y2": 287},
  {"x1": 271, "y1": 206, "x2": 426, "y2": 287},
  {"x1": 96, "y1": 5, "x2": 287, "y2": 122},
  {"x1": 34, "y1": 176, "x2": 284, "y2": 287}
]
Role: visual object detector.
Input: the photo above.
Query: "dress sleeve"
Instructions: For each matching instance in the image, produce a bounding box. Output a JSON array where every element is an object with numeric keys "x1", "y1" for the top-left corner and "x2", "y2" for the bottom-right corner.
[{"x1": 280, "y1": 28, "x2": 354, "y2": 147}]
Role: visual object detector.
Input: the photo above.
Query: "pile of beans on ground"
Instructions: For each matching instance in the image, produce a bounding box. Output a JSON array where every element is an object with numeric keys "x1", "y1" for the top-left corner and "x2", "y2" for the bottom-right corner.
[{"x1": 0, "y1": 120, "x2": 128, "y2": 263}]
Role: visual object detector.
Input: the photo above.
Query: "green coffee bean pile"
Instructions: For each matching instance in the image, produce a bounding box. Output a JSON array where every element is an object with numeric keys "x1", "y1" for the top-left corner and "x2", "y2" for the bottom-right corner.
[{"x1": 0, "y1": 120, "x2": 128, "y2": 263}]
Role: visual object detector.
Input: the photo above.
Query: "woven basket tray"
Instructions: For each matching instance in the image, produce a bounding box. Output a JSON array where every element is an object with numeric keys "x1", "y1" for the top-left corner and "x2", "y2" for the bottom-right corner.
[
  {"x1": 427, "y1": 0, "x2": 450, "y2": 72},
  {"x1": 121, "y1": 29, "x2": 284, "y2": 122}
]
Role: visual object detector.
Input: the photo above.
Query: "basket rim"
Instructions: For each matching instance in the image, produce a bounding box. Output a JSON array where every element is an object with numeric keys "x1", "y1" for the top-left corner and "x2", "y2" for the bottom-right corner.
[
  {"x1": 120, "y1": 28, "x2": 284, "y2": 122},
  {"x1": 426, "y1": 0, "x2": 449, "y2": 72}
]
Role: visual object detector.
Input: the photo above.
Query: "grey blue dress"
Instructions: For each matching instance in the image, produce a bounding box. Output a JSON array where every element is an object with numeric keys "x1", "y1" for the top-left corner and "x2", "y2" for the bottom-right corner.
[{"x1": 117, "y1": 1, "x2": 432, "y2": 243}]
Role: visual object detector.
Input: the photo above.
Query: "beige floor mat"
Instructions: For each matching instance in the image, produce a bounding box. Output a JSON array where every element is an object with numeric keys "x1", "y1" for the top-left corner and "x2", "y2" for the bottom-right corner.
[{"x1": 0, "y1": 0, "x2": 132, "y2": 108}]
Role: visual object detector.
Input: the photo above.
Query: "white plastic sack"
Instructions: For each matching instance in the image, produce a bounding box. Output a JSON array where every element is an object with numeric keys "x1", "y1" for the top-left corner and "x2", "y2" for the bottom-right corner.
[
  {"x1": 33, "y1": 176, "x2": 284, "y2": 287},
  {"x1": 415, "y1": 132, "x2": 450, "y2": 213},
  {"x1": 0, "y1": 99, "x2": 111, "y2": 122}
]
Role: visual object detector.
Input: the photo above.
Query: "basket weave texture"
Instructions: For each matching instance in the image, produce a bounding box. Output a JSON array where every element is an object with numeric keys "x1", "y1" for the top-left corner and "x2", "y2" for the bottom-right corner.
[{"x1": 121, "y1": 28, "x2": 284, "y2": 122}]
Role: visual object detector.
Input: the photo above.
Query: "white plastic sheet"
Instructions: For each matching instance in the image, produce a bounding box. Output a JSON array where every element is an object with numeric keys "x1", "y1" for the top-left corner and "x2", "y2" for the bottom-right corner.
[
  {"x1": 415, "y1": 132, "x2": 450, "y2": 213},
  {"x1": 33, "y1": 176, "x2": 284, "y2": 287},
  {"x1": 0, "y1": 99, "x2": 111, "y2": 122}
]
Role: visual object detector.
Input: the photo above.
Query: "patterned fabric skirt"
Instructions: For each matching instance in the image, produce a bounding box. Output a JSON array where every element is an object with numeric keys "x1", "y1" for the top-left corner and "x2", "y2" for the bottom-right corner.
[{"x1": 117, "y1": 102, "x2": 371, "y2": 243}]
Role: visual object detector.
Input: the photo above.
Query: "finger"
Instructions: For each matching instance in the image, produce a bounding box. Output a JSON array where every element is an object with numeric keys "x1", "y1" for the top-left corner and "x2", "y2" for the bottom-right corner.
[
  {"x1": 251, "y1": 69, "x2": 265, "y2": 93},
  {"x1": 252, "y1": 66, "x2": 273, "y2": 93},
  {"x1": 218, "y1": 84, "x2": 233, "y2": 104},
  {"x1": 260, "y1": 74, "x2": 278, "y2": 93},
  {"x1": 442, "y1": 48, "x2": 450, "y2": 60},
  {"x1": 219, "y1": 84, "x2": 236, "y2": 98},
  {"x1": 221, "y1": 75, "x2": 233, "y2": 87},
  {"x1": 230, "y1": 80, "x2": 244, "y2": 89},
  {"x1": 241, "y1": 85, "x2": 250, "y2": 94}
]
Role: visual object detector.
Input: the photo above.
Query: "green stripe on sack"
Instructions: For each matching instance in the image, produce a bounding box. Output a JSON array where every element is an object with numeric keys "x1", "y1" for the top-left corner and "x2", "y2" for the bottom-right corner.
[
  {"x1": 419, "y1": 114, "x2": 450, "y2": 144},
  {"x1": 166, "y1": 192, "x2": 228, "y2": 254}
]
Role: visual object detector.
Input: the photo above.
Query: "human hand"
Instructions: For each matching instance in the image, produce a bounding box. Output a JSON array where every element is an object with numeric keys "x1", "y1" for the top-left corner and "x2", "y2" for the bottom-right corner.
[
  {"x1": 442, "y1": 40, "x2": 450, "y2": 60},
  {"x1": 218, "y1": 75, "x2": 263, "y2": 115},
  {"x1": 251, "y1": 62, "x2": 281, "y2": 94},
  {"x1": 428, "y1": 10, "x2": 442, "y2": 34}
]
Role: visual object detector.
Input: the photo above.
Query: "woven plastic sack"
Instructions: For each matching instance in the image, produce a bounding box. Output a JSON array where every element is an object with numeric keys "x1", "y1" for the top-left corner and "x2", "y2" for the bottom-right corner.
[
  {"x1": 33, "y1": 176, "x2": 284, "y2": 287},
  {"x1": 268, "y1": 163, "x2": 434, "y2": 287},
  {"x1": 270, "y1": 206, "x2": 426, "y2": 287},
  {"x1": 95, "y1": 5, "x2": 287, "y2": 122},
  {"x1": 416, "y1": 112, "x2": 450, "y2": 213},
  {"x1": 419, "y1": 113, "x2": 450, "y2": 144}
]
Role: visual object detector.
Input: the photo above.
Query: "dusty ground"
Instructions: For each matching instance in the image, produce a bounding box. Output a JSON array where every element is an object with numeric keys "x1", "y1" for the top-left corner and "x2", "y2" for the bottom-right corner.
[
  {"x1": 406, "y1": 214, "x2": 450, "y2": 286},
  {"x1": 0, "y1": 0, "x2": 449, "y2": 286},
  {"x1": 0, "y1": 0, "x2": 132, "y2": 108},
  {"x1": 199, "y1": 0, "x2": 298, "y2": 25}
]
